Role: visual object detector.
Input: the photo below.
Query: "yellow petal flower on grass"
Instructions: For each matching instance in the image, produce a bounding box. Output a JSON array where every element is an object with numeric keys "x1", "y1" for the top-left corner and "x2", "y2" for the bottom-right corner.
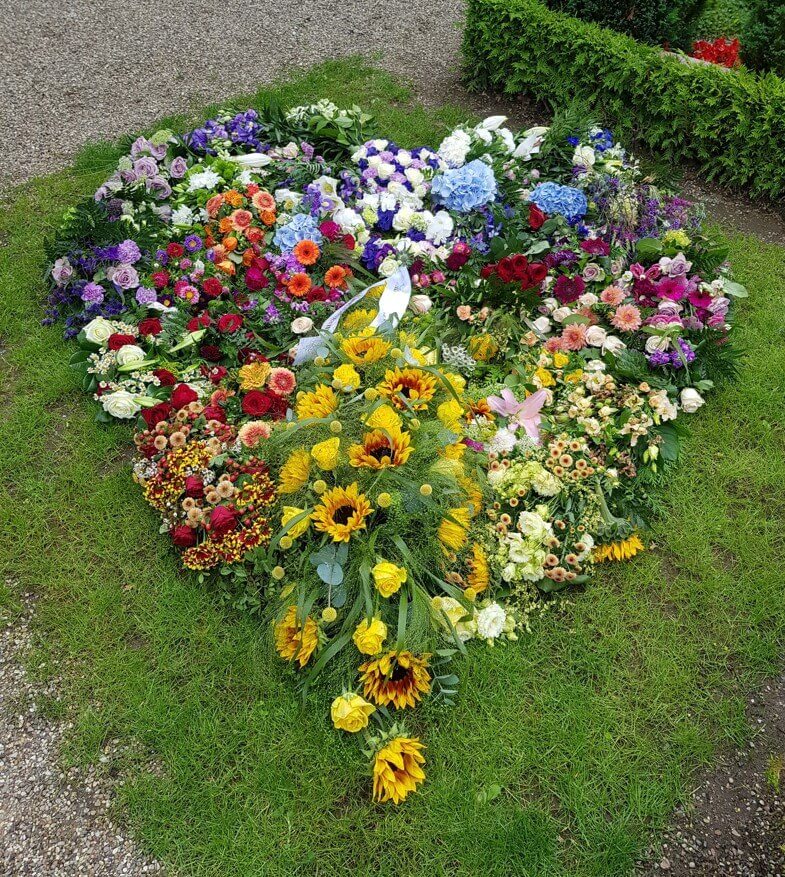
[
  {"x1": 373, "y1": 736, "x2": 426, "y2": 804},
  {"x1": 360, "y1": 651, "x2": 431, "y2": 709},
  {"x1": 467, "y1": 542, "x2": 490, "y2": 593},
  {"x1": 274, "y1": 606, "x2": 319, "y2": 668},
  {"x1": 332, "y1": 363, "x2": 362, "y2": 391},
  {"x1": 352, "y1": 617, "x2": 388, "y2": 655},
  {"x1": 341, "y1": 330, "x2": 391, "y2": 366},
  {"x1": 437, "y1": 507, "x2": 471, "y2": 553},
  {"x1": 593, "y1": 533, "x2": 645, "y2": 562},
  {"x1": 363, "y1": 403, "x2": 402, "y2": 432},
  {"x1": 377, "y1": 368, "x2": 437, "y2": 411},
  {"x1": 281, "y1": 506, "x2": 311, "y2": 539},
  {"x1": 330, "y1": 693, "x2": 375, "y2": 732},
  {"x1": 348, "y1": 428, "x2": 412, "y2": 469},
  {"x1": 296, "y1": 384, "x2": 339, "y2": 420},
  {"x1": 311, "y1": 483, "x2": 374, "y2": 543},
  {"x1": 372, "y1": 561, "x2": 407, "y2": 598},
  {"x1": 278, "y1": 448, "x2": 311, "y2": 494},
  {"x1": 311, "y1": 436, "x2": 341, "y2": 470}
]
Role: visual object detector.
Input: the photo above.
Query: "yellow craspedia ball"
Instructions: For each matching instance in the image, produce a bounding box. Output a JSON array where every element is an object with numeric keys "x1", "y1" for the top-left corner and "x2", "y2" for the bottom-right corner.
[
  {"x1": 420, "y1": 483, "x2": 433, "y2": 497},
  {"x1": 377, "y1": 491, "x2": 392, "y2": 508},
  {"x1": 314, "y1": 356, "x2": 326, "y2": 367},
  {"x1": 313, "y1": 479, "x2": 327, "y2": 494},
  {"x1": 322, "y1": 606, "x2": 338, "y2": 623},
  {"x1": 272, "y1": 566, "x2": 286, "y2": 581},
  {"x1": 390, "y1": 347, "x2": 403, "y2": 358},
  {"x1": 329, "y1": 420, "x2": 343, "y2": 434},
  {"x1": 364, "y1": 388, "x2": 379, "y2": 402},
  {"x1": 279, "y1": 536, "x2": 293, "y2": 550}
]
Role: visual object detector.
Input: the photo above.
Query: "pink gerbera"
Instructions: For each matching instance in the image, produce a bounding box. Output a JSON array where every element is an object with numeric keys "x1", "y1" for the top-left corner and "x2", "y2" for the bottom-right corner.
[
  {"x1": 230, "y1": 209, "x2": 253, "y2": 232},
  {"x1": 267, "y1": 367, "x2": 296, "y2": 397},
  {"x1": 238, "y1": 420, "x2": 272, "y2": 448},
  {"x1": 252, "y1": 191, "x2": 276, "y2": 212},
  {"x1": 561, "y1": 323, "x2": 588, "y2": 351},
  {"x1": 611, "y1": 304, "x2": 642, "y2": 332},
  {"x1": 600, "y1": 285, "x2": 626, "y2": 306}
]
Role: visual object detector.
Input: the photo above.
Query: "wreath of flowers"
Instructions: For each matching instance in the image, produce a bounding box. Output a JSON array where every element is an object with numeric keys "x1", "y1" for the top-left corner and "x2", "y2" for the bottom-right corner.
[{"x1": 46, "y1": 102, "x2": 745, "y2": 803}]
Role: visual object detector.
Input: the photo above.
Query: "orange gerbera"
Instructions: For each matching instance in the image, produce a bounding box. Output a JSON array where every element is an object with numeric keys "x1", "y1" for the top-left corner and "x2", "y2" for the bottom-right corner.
[
  {"x1": 324, "y1": 265, "x2": 348, "y2": 288},
  {"x1": 288, "y1": 272, "x2": 312, "y2": 298},
  {"x1": 293, "y1": 239, "x2": 321, "y2": 266}
]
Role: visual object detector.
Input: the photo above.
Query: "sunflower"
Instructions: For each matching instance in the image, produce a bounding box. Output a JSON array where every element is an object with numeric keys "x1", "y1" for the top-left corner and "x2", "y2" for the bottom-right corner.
[
  {"x1": 359, "y1": 651, "x2": 431, "y2": 709},
  {"x1": 274, "y1": 605, "x2": 319, "y2": 668},
  {"x1": 238, "y1": 361, "x2": 271, "y2": 390},
  {"x1": 312, "y1": 483, "x2": 374, "y2": 542},
  {"x1": 372, "y1": 736, "x2": 426, "y2": 804},
  {"x1": 593, "y1": 533, "x2": 645, "y2": 562},
  {"x1": 437, "y1": 507, "x2": 471, "y2": 553},
  {"x1": 348, "y1": 428, "x2": 413, "y2": 470},
  {"x1": 341, "y1": 331, "x2": 391, "y2": 366},
  {"x1": 278, "y1": 448, "x2": 311, "y2": 494},
  {"x1": 296, "y1": 384, "x2": 339, "y2": 420},
  {"x1": 377, "y1": 368, "x2": 438, "y2": 411},
  {"x1": 466, "y1": 542, "x2": 490, "y2": 594}
]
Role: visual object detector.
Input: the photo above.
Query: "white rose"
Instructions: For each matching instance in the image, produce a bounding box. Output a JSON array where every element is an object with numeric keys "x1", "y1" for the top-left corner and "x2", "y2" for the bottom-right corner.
[
  {"x1": 290, "y1": 317, "x2": 314, "y2": 335},
  {"x1": 409, "y1": 294, "x2": 433, "y2": 315},
  {"x1": 646, "y1": 335, "x2": 671, "y2": 353},
  {"x1": 585, "y1": 326, "x2": 607, "y2": 347},
  {"x1": 479, "y1": 115, "x2": 507, "y2": 131},
  {"x1": 602, "y1": 335, "x2": 626, "y2": 356},
  {"x1": 101, "y1": 389, "x2": 141, "y2": 419},
  {"x1": 680, "y1": 388, "x2": 705, "y2": 413},
  {"x1": 476, "y1": 603, "x2": 507, "y2": 639},
  {"x1": 378, "y1": 255, "x2": 399, "y2": 277},
  {"x1": 517, "y1": 511, "x2": 551, "y2": 542},
  {"x1": 115, "y1": 344, "x2": 147, "y2": 367},
  {"x1": 572, "y1": 145, "x2": 596, "y2": 169},
  {"x1": 532, "y1": 316, "x2": 552, "y2": 335},
  {"x1": 397, "y1": 151, "x2": 412, "y2": 167},
  {"x1": 552, "y1": 307, "x2": 572, "y2": 323},
  {"x1": 83, "y1": 317, "x2": 115, "y2": 346},
  {"x1": 578, "y1": 292, "x2": 598, "y2": 308}
]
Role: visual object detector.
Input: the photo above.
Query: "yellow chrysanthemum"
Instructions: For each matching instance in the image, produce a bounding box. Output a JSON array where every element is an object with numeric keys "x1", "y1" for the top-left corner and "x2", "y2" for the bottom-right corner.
[
  {"x1": 363, "y1": 403, "x2": 402, "y2": 432},
  {"x1": 372, "y1": 561, "x2": 407, "y2": 598},
  {"x1": 437, "y1": 398, "x2": 464, "y2": 431},
  {"x1": 311, "y1": 436, "x2": 341, "y2": 470},
  {"x1": 281, "y1": 506, "x2": 311, "y2": 539},
  {"x1": 437, "y1": 507, "x2": 471, "y2": 553},
  {"x1": 332, "y1": 363, "x2": 362, "y2": 391},
  {"x1": 296, "y1": 384, "x2": 339, "y2": 420},
  {"x1": 377, "y1": 367, "x2": 437, "y2": 411},
  {"x1": 341, "y1": 308, "x2": 378, "y2": 332},
  {"x1": 467, "y1": 543, "x2": 490, "y2": 593},
  {"x1": 238, "y1": 361, "x2": 271, "y2": 390},
  {"x1": 467, "y1": 333, "x2": 499, "y2": 362},
  {"x1": 341, "y1": 330, "x2": 391, "y2": 366},
  {"x1": 278, "y1": 448, "x2": 311, "y2": 494},
  {"x1": 441, "y1": 441, "x2": 466, "y2": 461},
  {"x1": 442, "y1": 372, "x2": 466, "y2": 394},
  {"x1": 348, "y1": 428, "x2": 413, "y2": 469},
  {"x1": 360, "y1": 651, "x2": 431, "y2": 710},
  {"x1": 352, "y1": 616, "x2": 388, "y2": 655},
  {"x1": 330, "y1": 693, "x2": 375, "y2": 732},
  {"x1": 274, "y1": 606, "x2": 319, "y2": 668},
  {"x1": 372, "y1": 736, "x2": 426, "y2": 804},
  {"x1": 311, "y1": 483, "x2": 374, "y2": 542},
  {"x1": 593, "y1": 534, "x2": 645, "y2": 562}
]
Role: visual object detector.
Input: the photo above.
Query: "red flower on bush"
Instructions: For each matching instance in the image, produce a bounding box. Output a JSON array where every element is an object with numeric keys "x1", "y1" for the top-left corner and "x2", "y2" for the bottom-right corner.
[
  {"x1": 553, "y1": 275, "x2": 586, "y2": 304},
  {"x1": 170, "y1": 383, "x2": 198, "y2": 409},
  {"x1": 199, "y1": 344, "x2": 223, "y2": 362},
  {"x1": 187, "y1": 313, "x2": 211, "y2": 331},
  {"x1": 184, "y1": 476, "x2": 205, "y2": 498},
  {"x1": 202, "y1": 404, "x2": 227, "y2": 423},
  {"x1": 445, "y1": 242, "x2": 471, "y2": 271},
  {"x1": 217, "y1": 313, "x2": 243, "y2": 333},
  {"x1": 692, "y1": 37, "x2": 740, "y2": 68},
  {"x1": 166, "y1": 242, "x2": 184, "y2": 259}
]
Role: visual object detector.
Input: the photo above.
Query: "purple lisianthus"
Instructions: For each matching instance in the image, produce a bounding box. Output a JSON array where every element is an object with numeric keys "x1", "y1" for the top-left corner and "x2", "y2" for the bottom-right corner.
[
  {"x1": 169, "y1": 156, "x2": 188, "y2": 178},
  {"x1": 108, "y1": 263, "x2": 139, "y2": 290},
  {"x1": 80, "y1": 281, "x2": 105, "y2": 304},
  {"x1": 52, "y1": 257, "x2": 74, "y2": 285},
  {"x1": 146, "y1": 176, "x2": 172, "y2": 200},
  {"x1": 133, "y1": 157, "x2": 158, "y2": 178}
]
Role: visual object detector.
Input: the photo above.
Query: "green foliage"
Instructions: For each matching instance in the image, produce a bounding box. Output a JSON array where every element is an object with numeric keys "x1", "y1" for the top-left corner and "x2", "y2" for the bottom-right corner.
[
  {"x1": 743, "y1": 1, "x2": 785, "y2": 76},
  {"x1": 462, "y1": 0, "x2": 785, "y2": 203},
  {"x1": 545, "y1": 0, "x2": 708, "y2": 49},
  {"x1": 694, "y1": 0, "x2": 751, "y2": 39}
]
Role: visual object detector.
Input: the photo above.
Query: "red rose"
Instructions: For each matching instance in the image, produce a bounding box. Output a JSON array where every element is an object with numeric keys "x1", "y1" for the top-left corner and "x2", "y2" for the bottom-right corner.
[
  {"x1": 202, "y1": 277, "x2": 223, "y2": 298},
  {"x1": 138, "y1": 317, "x2": 162, "y2": 336},
  {"x1": 306, "y1": 285, "x2": 328, "y2": 303},
  {"x1": 210, "y1": 505, "x2": 238, "y2": 537},
  {"x1": 242, "y1": 390, "x2": 272, "y2": 416},
  {"x1": 166, "y1": 242, "x2": 184, "y2": 259},
  {"x1": 510, "y1": 254, "x2": 531, "y2": 281},
  {"x1": 245, "y1": 265, "x2": 269, "y2": 291},
  {"x1": 496, "y1": 258, "x2": 515, "y2": 284},
  {"x1": 151, "y1": 270, "x2": 170, "y2": 289},
  {"x1": 445, "y1": 248, "x2": 470, "y2": 271},
  {"x1": 184, "y1": 476, "x2": 205, "y2": 498},
  {"x1": 141, "y1": 401, "x2": 172, "y2": 429},
  {"x1": 529, "y1": 262, "x2": 548, "y2": 284},
  {"x1": 171, "y1": 525, "x2": 197, "y2": 548},
  {"x1": 170, "y1": 383, "x2": 198, "y2": 409},
  {"x1": 206, "y1": 365, "x2": 228, "y2": 384},
  {"x1": 153, "y1": 368, "x2": 177, "y2": 386},
  {"x1": 480, "y1": 263, "x2": 496, "y2": 279},
  {"x1": 108, "y1": 333, "x2": 137, "y2": 350},
  {"x1": 202, "y1": 404, "x2": 227, "y2": 423},
  {"x1": 529, "y1": 204, "x2": 547, "y2": 230},
  {"x1": 199, "y1": 344, "x2": 223, "y2": 362},
  {"x1": 217, "y1": 313, "x2": 243, "y2": 333}
]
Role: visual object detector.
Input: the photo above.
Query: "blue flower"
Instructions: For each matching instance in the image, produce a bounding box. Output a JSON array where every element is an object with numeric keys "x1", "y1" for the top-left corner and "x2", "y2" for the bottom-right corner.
[
  {"x1": 273, "y1": 213, "x2": 323, "y2": 252},
  {"x1": 431, "y1": 159, "x2": 497, "y2": 214},
  {"x1": 529, "y1": 182, "x2": 588, "y2": 223}
]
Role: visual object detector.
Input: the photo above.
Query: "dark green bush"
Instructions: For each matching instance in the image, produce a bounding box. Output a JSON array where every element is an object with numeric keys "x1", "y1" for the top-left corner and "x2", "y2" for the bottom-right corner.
[
  {"x1": 462, "y1": 0, "x2": 785, "y2": 203},
  {"x1": 545, "y1": 0, "x2": 707, "y2": 49},
  {"x1": 743, "y1": 1, "x2": 785, "y2": 75},
  {"x1": 695, "y1": 0, "x2": 751, "y2": 39}
]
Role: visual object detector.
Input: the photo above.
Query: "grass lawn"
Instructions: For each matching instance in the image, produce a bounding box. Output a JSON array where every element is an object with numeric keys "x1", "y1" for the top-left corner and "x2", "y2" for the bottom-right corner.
[{"x1": 2, "y1": 60, "x2": 784, "y2": 877}]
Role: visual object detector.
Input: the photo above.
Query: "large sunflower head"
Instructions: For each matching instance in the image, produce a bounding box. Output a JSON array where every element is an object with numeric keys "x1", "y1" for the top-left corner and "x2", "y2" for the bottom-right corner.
[
  {"x1": 341, "y1": 330, "x2": 392, "y2": 366},
  {"x1": 372, "y1": 735, "x2": 426, "y2": 804},
  {"x1": 359, "y1": 650, "x2": 431, "y2": 709},
  {"x1": 593, "y1": 533, "x2": 644, "y2": 562},
  {"x1": 274, "y1": 605, "x2": 319, "y2": 668},
  {"x1": 348, "y1": 427, "x2": 413, "y2": 470},
  {"x1": 377, "y1": 367, "x2": 438, "y2": 411},
  {"x1": 311, "y1": 483, "x2": 373, "y2": 542},
  {"x1": 296, "y1": 384, "x2": 339, "y2": 420}
]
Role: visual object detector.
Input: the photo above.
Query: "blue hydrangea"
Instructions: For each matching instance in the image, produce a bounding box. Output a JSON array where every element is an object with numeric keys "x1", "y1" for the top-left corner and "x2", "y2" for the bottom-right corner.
[
  {"x1": 272, "y1": 213, "x2": 323, "y2": 252},
  {"x1": 529, "y1": 182, "x2": 588, "y2": 223},
  {"x1": 431, "y1": 159, "x2": 497, "y2": 214}
]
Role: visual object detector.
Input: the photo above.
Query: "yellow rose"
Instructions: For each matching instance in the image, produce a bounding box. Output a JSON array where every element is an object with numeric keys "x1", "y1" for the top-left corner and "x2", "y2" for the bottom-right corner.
[
  {"x1": 352, "y1": 616, "x2": 388, "y2": 655},
  {"x1": 552, "y1": 352, "x2": 569, "y2": 369},
  {"x1": 330, "y1": 692, "x2": 376, "y2": 732},
  {"x1": 333, "y1": 363, "x2": 362, "y2": 392},
  {"x1": 564, "y1": 369, "x2": 584, "y2": 383},
  {"x1": 372, "y1": 561, "x2": 407, "y2": 598},
  {"x1": 281, "y1": 506, "x2": 311, "y2": 539},
  {"x1": 534, "y1": 367, "x2": 556, "y2": 388},
  {"x1": 311, "y1": 436, "x2": 341, "y2": 470}
]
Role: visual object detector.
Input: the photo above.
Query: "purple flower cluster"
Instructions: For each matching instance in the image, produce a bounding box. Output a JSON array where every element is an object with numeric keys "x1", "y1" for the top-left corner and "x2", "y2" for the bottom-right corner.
[
  {"x1": 647, "y1": 338, "x2": 697, "y2": 369},
  {"x1": 185, "y1": 109, "x2": 267, "y2": 155}
]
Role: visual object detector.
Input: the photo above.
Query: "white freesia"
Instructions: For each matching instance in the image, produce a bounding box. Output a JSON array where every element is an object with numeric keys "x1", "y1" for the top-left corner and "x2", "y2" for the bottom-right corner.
[
  {"x1": 83, "y1": 317, "x2": 115, "y2": 346},
  {"x1": 101, "y1": 389, "x2": 141, "y2": 419},
  {"x1": 680, "y1": 388, "x2": 705, "y2": 413}
]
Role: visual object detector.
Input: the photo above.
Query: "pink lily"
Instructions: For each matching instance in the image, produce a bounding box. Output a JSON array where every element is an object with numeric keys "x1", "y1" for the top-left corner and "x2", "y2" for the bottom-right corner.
[{"x1": 486, "y1": 388, "x2": 548, "y2": 444}]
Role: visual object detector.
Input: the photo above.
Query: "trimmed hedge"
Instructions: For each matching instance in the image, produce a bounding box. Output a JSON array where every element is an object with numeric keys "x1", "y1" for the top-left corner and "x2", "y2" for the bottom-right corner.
[{"x1": 462, "y1": 0, "x2": 785, "y2": 203}]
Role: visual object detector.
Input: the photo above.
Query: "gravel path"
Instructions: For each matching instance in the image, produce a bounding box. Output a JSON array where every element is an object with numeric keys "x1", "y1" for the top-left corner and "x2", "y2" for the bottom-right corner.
[{"x1": 0, "y1": 588, "x2": 163, "y2": 876}]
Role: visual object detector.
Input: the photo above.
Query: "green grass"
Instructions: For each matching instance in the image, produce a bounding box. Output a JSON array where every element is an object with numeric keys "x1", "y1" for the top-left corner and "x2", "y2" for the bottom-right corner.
[{"x1": 2, "y1": 59, "x2": 785, "y2": 877}]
